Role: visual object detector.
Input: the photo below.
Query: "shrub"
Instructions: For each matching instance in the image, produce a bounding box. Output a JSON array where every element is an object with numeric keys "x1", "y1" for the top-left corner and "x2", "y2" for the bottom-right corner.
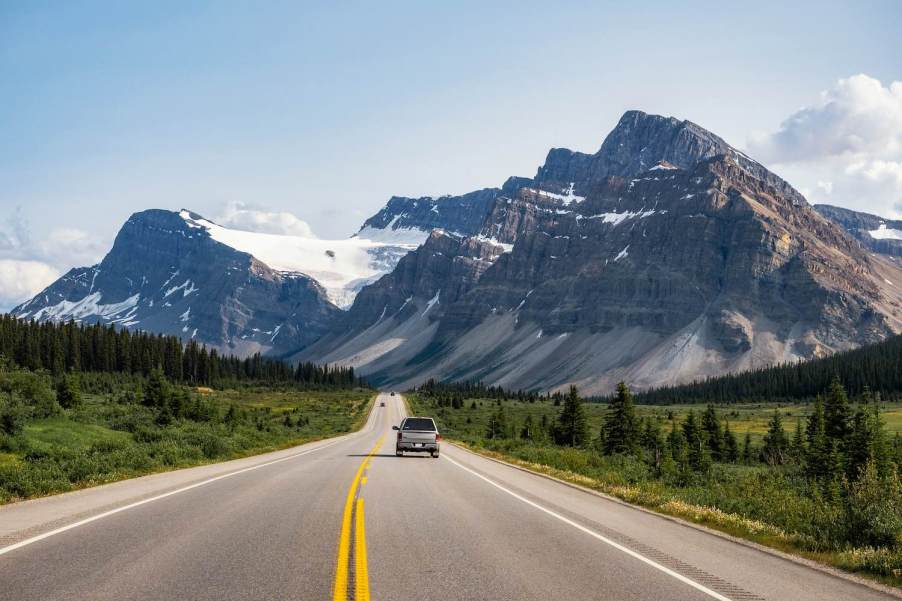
[{"x1": 844, "y1": 461, "x2": 902, "y2": 548}]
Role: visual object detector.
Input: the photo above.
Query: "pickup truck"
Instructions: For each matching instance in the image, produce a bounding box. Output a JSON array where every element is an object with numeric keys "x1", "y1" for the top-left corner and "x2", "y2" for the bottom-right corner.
[{"x1": 393, "y1": 417, "x2": 441, "y2": 458}]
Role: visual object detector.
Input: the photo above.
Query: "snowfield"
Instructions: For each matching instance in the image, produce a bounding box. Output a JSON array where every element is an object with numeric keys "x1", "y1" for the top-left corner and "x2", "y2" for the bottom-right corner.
[
  {"x1": 30, "y1": 292, "x2": 140, "y2": 323},
  {"x1": 180, "y1": 210, "x2": 429, "y2": 308},
  {"x1": 869, "y1": 223, "x2": 902, "y2": 241}
]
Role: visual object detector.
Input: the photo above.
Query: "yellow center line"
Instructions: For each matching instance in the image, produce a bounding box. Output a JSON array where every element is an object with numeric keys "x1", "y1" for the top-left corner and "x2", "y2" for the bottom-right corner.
[
  {"x1": 332, "y1": 434, "x2": 384, "y2": 601},
  {"x1": 354, "y1": 499, "x2": 370, "y2": 601}
]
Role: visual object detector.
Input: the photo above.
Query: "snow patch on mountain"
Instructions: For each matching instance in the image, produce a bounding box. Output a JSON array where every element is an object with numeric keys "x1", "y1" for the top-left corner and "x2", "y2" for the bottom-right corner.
[
  {"x1": 523, "y1": 182, "x2": 585, "y2": 206},
  {"x1": 472, "y1": 235, "x2": 514, "y2": 253},
  {"x1": 354, "y1": 225, "x2": 431, "y2": 246},
  {"x1": 580, "y1": 210, "x2": 661, "y2": 226},
  {"x1": 869, "y1": 224, "x2": 902, "y2": 241},
  {"x1": 179, "y1": 210, "x2": 427, "y2": 308},
  {"x1": 30, "y1": 292, "x2": 140, "y2": 323}
]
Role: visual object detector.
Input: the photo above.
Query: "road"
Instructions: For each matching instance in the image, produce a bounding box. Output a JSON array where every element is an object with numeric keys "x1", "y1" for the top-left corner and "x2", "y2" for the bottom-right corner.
[{"x1": 0, "y1": 392, "x2": 896, "y2": 600}]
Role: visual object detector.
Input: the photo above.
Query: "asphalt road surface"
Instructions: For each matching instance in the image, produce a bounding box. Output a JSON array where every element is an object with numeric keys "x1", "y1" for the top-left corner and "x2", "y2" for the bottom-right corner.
[{"x1": 0, "y1": 392, "x2": 897, "y2": 600}]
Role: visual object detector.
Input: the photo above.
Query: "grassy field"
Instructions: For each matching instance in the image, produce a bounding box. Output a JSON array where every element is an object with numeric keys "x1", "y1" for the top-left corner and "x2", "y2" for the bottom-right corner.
[
  {"x1": 410, "y1": 394, "x2": 902, "y2": 584},
  {"x1": 0, "y1": 387, "x2": 373, "y2": 504},
  {"x1": 421, "y1": 397, "x2": 902, "y2": 446}
]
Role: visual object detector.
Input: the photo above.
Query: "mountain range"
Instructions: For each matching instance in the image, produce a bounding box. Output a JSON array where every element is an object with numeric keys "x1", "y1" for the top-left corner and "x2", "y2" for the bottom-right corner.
[{"x1": 13, "y1": 111, "x2": 902, "y2": 393}]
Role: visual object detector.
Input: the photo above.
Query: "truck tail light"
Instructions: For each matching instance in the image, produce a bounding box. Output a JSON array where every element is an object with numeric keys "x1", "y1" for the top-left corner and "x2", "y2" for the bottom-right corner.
[
  {"x1": 397, "y1": 431, "x2": 402, "y2": 441},
  {"x1": 436, "y1": 434, "x2": 442, "y2": 442}
]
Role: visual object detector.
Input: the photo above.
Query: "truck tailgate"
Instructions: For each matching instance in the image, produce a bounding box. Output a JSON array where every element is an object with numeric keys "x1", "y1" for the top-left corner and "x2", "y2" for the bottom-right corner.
[{"x1": 401, "y1": 431, "x2": 436, "y2": 443}]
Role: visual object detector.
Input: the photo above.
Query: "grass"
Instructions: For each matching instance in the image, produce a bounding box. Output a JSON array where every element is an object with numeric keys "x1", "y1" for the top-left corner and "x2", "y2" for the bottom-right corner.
[
  {"x1": 410, "y1": 394, "x2": 902, "y2": 587},
  {"x1": 24, "y1": 418, "x2": 132, "y2": 453},
  {"x1": 0, "y1": 387, "x2": 374, "y2": 504}
]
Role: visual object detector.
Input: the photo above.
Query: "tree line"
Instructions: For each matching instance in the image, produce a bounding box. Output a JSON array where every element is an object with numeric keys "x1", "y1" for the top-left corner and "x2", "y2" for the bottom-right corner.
[
  {"x1": 414, "y1": 378, "x2": 544, "y2": 408},
  {"x1": 0, "y1": 314, "x2": 363, "y2": 388},
  {"x1": 633, "y1": 333, "x2": 902, "y2": 404}
]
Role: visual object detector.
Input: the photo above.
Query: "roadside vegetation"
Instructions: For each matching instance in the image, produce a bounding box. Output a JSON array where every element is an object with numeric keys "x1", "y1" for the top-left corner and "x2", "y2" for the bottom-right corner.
[
  {"x1": 410, "y1": 379, "x2": 902, "y2": 585},
  {"x1": 0, "y1": 315, "x2": 372, "y2": 503}
]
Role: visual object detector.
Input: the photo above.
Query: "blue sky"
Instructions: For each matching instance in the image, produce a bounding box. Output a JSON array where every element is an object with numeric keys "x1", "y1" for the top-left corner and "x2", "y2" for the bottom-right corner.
[{"x1": 1, "y1": 0, "x2": 901, "y2": 309}]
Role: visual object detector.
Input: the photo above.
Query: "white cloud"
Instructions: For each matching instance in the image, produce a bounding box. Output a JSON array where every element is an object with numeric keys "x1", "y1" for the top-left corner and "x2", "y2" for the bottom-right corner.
[
  {"x1": 0, "y1": 260, "x2": 60, "y2": 312},
  {"x1": 746, "y1": 74, "x2": 902, "y2": 218},
  {"x1": 216, "y1": 201, "x2": 316, "y2": 237},
  {"x1": 749, "y1": 74, "x2": 902, "y2": 163},
  {"x1": 35, "y1": 227, "x2": 109, "y2": 270},
  {"x1": 0, "y1": 209, "x2": 107, "y2": 310}
]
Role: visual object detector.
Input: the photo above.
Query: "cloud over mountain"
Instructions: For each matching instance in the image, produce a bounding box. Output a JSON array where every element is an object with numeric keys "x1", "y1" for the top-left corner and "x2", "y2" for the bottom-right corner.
[
  {"x1": 0, "y1": 209, "x2": 108, "y2": 310},
  {"x1": 215, "y1": 202, "x2": 316, "y2": 238},
  {"x1": 748, "y1": 74, "x2": 902, "y2": 218}
]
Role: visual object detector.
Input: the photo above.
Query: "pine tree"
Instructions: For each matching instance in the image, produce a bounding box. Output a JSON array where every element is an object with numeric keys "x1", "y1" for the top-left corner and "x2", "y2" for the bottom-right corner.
[
  {"x1": 641, "y1": 417, "x2": 665, "y2": 470},
  {"x1": 742, "y1": 431, "x2": 754, "y2": 464},
  {"x1": 520, "y1": 414, "x2": 535, "y2": 440},
  {"x1": 682, "y1": 411, "x2": 710, "y2": 471},
  {"x1": 723, "y1": 421, "x2": 739, "y2": 463},
  {"x1": 824, "y1": 376, "x2": 852, "y2": 448},
  {"x1": 847, "y1": 391, "x2": 890, "y2": 481},
  {"x1": 554, "y1": 385, "x2": 589, "y2": 447},
  {"x1": 486, "y1": 406, "x2": 509, "y2": 440},
  {"x1": 805, "y1": 395, "x2": 827, "y2": 480},
  {"x1": 701, "y1": 405, "x2": 723, "y2": 461},
  {"x1": 144, "y1": 368, "x2": 170, "y2": 410},
  {"x1": 761, "y1": 410, "x2": 789, "y2": 466},
  {"x1": 667, "y1": 419, "x2": 691, "y2": 481},
  {"x1": 602, "y1": 382, "x2": 639, "y2": 455},
  {"x1": 55, "y1": 374, "x2": 81, "y2": 409},
  {"x1": 790, "y1": 419, "x2": 805, "y2": 461}
]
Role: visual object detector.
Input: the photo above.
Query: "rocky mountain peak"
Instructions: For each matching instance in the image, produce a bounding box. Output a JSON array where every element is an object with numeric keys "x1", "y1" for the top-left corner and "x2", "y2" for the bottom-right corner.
[
  {"x1": 14, "y1": 208, "x2": 342, "y2": 356},
  {"x1": 302, "y1": 111, "x2": 902, "y2": 393},
  {"x1": 532, "y1": 110, "x2": 807, "y2": 211}
]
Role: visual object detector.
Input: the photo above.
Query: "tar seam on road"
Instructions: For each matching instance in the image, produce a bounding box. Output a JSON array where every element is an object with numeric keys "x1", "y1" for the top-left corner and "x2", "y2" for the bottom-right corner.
[
  {"x1": 0, "y1": 436, "x2": 349, "y2": 558},
  {"x1": 333, "y1": 434, "x2": 384, "y2": 601},
  {"x1": 442, "y1": 454, "x2": 735, "y2": 601}
]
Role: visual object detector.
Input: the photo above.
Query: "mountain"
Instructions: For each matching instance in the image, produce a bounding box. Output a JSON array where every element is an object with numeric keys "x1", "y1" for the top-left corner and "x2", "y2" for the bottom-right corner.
[
  {"x1": 814, "y1": 204, "x2": 902, "y2": 258},
  {"x1": 14, "y1": 110, "x2": 902, "y2": 394},
  {"x1": 11, "y1": 209, "x2": 425, "y2": 355},
  {"x1": 297, "y1": 111, "x2": 902, "y2": 394},
  {"x1": 355, "y1": 188, "x2": 500, "y2": 241}
]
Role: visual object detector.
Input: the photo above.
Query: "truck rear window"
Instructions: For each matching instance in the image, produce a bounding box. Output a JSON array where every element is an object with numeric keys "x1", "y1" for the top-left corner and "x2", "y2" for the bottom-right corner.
[{"x1": 402, "y1": 418, "x2": 436, "y2": 431}]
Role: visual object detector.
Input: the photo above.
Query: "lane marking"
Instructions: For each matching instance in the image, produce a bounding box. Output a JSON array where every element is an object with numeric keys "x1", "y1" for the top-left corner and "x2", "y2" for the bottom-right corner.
[
  {"x1": 0, "y1": 436, "x2": 349, "y2": 558},
  {"x1": 332, "y1": 435, "x2": 384, "y2": 601},
  {"x1": 354, "y1": 499, "x2": 370, "y2": 601},
  {"x1": 443, "y1": 454, "x2": 734, "y2": 601}
]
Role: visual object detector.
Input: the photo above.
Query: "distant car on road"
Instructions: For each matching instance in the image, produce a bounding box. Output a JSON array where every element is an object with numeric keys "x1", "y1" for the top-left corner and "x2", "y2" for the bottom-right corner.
[
  {"x1": 393, "y1": 417, "x2": 440, "y2": 458},
  {"x1": 390, "y1": 391, "x2": 395, "y2": 396},
  {"x1": 379, "y1": 401, "x2": 385, "y2": 407}
]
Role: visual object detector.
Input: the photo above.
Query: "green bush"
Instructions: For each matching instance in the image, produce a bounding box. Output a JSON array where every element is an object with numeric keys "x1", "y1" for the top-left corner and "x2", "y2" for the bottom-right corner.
[{"x1": 844, "y1": 461, "x2": 902, "y2": 548}]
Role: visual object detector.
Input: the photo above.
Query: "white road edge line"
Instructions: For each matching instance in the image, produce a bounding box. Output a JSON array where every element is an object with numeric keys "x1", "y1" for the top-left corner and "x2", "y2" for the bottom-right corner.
[
  {"x1": 0, "y1": 436, "x2": 348, "y2": 558},
  {"x1": 443, "y1": 454, "x2": 734, "y2": 601}
]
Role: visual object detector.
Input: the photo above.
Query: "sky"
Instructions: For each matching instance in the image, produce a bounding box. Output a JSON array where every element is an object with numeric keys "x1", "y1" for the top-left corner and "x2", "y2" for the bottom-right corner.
[{"x1": 1, "y1": 0, "x2": 901, "y2": 310}]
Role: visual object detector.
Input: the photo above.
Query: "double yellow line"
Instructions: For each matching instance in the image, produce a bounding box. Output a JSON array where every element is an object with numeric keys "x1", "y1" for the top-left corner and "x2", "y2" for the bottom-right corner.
[{"x1": 333, "y1": 434, "x2": 384, "y2": 601}]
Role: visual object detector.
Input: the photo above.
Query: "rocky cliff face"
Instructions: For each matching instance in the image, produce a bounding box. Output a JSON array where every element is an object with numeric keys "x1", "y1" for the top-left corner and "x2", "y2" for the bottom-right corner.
[
  {"x1": 13, "y1": 210, "x2": 341, "y2": 356},
  {"x1": 815, "y1": 204, "x2": 902, "y2": 258},
  {"x1": 299, "y1": 111, "x2": 902, "y2": 393},
  {"x1": 355, "y1": 188, "x2": 499, "y2": 241}
]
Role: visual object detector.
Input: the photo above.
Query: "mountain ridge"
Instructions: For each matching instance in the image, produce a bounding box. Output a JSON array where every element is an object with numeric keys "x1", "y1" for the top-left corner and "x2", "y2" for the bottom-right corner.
[
  {"x1": 295, "y1": 111, "x2": 902, "y2": 393},
  {"x1": 13, "y1": 110, "x2": 902, "y2": 393}
]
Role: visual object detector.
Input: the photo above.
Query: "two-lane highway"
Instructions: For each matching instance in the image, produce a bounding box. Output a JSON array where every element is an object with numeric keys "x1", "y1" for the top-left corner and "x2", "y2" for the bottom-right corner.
[{"x1": 0, "y1": 393, "x2": 897, "y2": 600}]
